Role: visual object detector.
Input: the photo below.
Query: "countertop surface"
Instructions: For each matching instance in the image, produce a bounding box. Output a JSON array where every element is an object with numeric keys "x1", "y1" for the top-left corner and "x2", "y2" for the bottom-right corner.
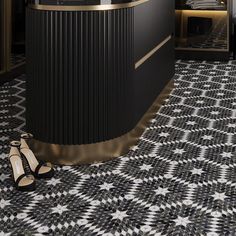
[{"x1": 28, "y1": 0, "x2": 139, "y2": 5}]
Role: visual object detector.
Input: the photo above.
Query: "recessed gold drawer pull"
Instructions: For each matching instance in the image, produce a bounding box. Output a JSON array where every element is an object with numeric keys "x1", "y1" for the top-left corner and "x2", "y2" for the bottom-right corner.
[{"x1": 135, "y1": 35, "x2": 172, "y2": 69}]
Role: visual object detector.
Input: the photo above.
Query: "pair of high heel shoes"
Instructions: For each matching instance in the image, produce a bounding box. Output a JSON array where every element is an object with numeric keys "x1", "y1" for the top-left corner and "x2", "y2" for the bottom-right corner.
[{"x1": 9, "y1": 133, "x2": 54, "y2": 192}]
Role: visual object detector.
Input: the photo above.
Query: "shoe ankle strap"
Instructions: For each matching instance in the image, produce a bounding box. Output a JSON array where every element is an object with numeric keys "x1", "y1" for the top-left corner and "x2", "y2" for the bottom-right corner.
[
  {"x1": 10, "y1": 141, "x2": 21, "y2": 148},
  {"x1": 21, "y1": 133, "x2": 33, "y2": 140}
]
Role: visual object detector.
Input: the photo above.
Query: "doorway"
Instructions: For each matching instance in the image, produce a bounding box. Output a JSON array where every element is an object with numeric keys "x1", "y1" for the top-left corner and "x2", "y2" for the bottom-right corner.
[
  {"x1": 0, "y1": 0, "x2": 25, "y2": 83},
  {"x1": 11, "y1": 0, "x2": 26, "y2": 68}
]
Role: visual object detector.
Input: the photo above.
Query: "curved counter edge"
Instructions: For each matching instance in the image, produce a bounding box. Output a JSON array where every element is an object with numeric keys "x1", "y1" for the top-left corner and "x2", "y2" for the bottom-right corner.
[
  {"x1": 29, "y1": 80, "x2": 174, "y2": 165},
  {"x1": 26, "y1": 0, "x2": 175, "y2": 165},
  {"x1": 28, "y1": 0, "x2": 149, "y2": 11}
]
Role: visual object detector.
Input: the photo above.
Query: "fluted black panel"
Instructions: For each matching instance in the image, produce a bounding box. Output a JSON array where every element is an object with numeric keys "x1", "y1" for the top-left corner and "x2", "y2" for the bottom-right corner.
[{"x1": 26, "y1": 8, "x2": 135, "y2": 145}]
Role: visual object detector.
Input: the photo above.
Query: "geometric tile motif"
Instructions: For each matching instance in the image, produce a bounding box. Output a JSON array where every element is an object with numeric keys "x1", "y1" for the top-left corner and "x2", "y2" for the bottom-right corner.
[
  {"x1": 10, "y1": 53, "x2": 25, "y2": 68},
  {"x1": 1, "y1": 60, "x2": 236, "y2": 235}
]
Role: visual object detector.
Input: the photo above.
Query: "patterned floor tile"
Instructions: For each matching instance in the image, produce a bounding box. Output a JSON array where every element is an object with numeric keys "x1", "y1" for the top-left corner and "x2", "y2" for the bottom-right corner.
[{"x1": 1, "y1": 60, "x2": 236, "y2": 235}]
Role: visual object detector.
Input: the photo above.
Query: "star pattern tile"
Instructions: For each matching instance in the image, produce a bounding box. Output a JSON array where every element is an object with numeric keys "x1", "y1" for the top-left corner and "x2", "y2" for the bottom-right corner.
[{"x1": 1, "y1": 60, "x2": 236, "y2": 235}]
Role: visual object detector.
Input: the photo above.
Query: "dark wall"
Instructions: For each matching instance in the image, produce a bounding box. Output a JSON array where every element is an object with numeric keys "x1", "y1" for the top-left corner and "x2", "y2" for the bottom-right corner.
[
  {"x1": 0, "y1": 3, "x2": 3, "y2": 71},
  {"x1": 12, "y1": 0, "x2": 26, "y2": 53}
]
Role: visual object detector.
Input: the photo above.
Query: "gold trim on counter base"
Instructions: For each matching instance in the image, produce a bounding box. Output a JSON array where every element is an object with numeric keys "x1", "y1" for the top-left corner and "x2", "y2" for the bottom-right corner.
[
  {"x1": 135, "y1": 35, "x2": 172, "y2": 69},
  {"x1": 29, "y1": 80, "x2": 174, "y2": 166},
  {"x1": 175, "y1": 47, "x2": 229, "y2": 52},
  {"x1": 28, "y1": 0, "x2": 149, "y2": 11}
]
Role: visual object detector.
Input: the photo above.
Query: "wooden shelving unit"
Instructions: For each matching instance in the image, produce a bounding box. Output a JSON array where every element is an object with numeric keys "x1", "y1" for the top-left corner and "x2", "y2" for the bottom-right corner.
[{"x1": 175, "y1": 0, "x2": 232, "y2": 60}]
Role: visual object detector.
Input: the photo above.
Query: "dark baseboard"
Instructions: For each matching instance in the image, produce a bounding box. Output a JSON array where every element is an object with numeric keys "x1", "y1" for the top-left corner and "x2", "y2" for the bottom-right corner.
[
  {"x1": 175, "y1": 50, "x2": 231, "y2": 61},
  {"x1": 0, "y1": 64, "x2": 25, "y2": 86}
]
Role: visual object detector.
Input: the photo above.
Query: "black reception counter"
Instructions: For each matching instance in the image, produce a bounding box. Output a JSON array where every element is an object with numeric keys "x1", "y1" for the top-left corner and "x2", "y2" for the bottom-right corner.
[{"x1": 26, "y1": 0, "x2": 175, "y2": 165}]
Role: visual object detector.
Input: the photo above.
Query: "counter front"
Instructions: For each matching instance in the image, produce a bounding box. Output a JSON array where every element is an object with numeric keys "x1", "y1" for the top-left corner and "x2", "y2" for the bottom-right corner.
[{"x1": 26, "y1": 0, "x2": 175, "y2": 165}]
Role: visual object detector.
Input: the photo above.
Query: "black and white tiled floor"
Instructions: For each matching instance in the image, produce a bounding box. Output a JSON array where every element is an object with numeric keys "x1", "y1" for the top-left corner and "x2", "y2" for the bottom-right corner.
[
  {"x1": 10, "y1": 53, "x2": 25, "y2": 68},
  {"x1": 1, "y1": 60, "x2": 236, "y2": 235}
]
